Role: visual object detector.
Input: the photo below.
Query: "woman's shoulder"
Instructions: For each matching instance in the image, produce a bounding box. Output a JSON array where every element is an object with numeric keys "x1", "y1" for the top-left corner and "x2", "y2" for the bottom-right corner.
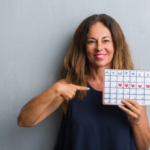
[
  {"x1": 57, "y1": 78, "x2": 66, "y2": 84},
  {"x1": 57, "y1": 78, "x2": 73, "y2": 85}
]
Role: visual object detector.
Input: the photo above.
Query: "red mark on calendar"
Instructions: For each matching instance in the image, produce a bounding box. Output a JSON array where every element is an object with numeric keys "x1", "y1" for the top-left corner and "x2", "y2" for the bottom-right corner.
[
  {"x1": 118, "y1": 83, "x2": 122, "y2": 87},
  {"x1": 131, "y1": 84, "x2": 135, "y2": 88},
  {"x1": 124, "y1": 84, "x2": 129, "y2": 87},
  {"x1": 146, "y1": 85, "x2": 150, "y2": 88},
  {"x1": 138, "y1": 85, "x2": 142, "y2": 88}
]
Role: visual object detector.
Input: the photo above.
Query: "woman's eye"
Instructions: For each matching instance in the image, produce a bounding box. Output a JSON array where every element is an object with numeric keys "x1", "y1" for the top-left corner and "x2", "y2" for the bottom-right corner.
[
  {"x1": 88, "y1": 41, "x2": 95, "y2": 44},
  {"x1": 104, "y1": 40, "x2": 109, "y2": 43}
]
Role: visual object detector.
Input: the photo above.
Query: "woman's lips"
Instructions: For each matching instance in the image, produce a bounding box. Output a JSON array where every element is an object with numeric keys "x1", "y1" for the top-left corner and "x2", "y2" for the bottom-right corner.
[{"x1": 94, "y1": 54, "x2": 106, "y2": 59}]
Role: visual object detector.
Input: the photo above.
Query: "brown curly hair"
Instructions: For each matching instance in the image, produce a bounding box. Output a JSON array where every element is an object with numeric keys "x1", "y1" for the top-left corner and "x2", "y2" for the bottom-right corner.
[{"x1": 60, "y1": 14, "x2": 134, "y2": 101}]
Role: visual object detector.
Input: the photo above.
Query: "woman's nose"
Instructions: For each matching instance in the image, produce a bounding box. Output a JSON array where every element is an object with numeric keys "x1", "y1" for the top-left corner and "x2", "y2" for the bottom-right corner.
[{"x1": 96, "y1": 41, "x2": 103, "y2": 51}]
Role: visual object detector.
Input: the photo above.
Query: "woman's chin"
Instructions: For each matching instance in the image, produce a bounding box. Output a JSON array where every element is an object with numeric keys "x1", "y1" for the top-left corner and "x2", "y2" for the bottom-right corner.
[{"x1": 95, "y1": 62, "x2": 112, "y2": 69}]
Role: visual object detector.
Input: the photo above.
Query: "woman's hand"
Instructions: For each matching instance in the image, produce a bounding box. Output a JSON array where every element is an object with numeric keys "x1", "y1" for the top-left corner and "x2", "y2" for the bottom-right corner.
[
  {"x1": 118, "y1": 99, "x2": 143, "y2": 126},
  {"x1": 56, "y1": 82, "x2": 90, "y2": 101}
]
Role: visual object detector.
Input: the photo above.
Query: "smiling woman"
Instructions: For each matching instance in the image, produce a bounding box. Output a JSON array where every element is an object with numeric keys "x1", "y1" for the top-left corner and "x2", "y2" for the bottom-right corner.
[
  {"x1": 57, "y1": 14, "x2": 150, "y2": 150},
  {"x1": 17, "y1": 14, "x2": 150, "y2": 150}
]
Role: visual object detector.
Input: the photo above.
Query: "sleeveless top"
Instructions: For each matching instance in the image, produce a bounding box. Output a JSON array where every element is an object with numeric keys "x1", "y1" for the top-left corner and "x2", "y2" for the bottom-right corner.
[{"x1": 54, "y1": 82, "x2": 136, "y2": 150}]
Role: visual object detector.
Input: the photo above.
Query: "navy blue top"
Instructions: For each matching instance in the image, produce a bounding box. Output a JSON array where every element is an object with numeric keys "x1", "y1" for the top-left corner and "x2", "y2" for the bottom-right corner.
[{"x1": 54, "y1": 82, "x2": 136, "y2": 150}]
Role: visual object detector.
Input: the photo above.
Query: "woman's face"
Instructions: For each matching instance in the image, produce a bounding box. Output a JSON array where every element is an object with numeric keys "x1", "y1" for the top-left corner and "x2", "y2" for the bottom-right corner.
[{"x1": 86, "y1": 22, "x2": 114, "y2": 69}]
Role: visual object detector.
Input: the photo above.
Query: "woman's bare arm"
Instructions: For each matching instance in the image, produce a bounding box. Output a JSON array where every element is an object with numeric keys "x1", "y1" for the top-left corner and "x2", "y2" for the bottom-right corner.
[
  {"x1": 119, "y1": 100, "x2": 150, "y2": 150},
  {"x1": 17, "y1": 79, "x2": 90, "y2": 127},
  {"x1": 17, "y1": 80, "x2": 63, "y2": 127},
  {"x1": 131, "y1": 106, "x2": 150, "y2": 150}
]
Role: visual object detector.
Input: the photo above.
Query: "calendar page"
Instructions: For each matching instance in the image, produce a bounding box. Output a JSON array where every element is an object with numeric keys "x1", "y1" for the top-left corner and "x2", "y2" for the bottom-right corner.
[{"x1": 103, "y1": 69, "x2": 150, "y2": 105}]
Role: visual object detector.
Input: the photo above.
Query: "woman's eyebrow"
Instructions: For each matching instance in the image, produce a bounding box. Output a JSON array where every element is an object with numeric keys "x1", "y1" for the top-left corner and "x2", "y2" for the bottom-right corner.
[
  {"x1": 87, "y1": 36, "x2": 110, "y2": 40},
  {"x1": 87, "y1": 37, "x2": 96, "y2": 40},
  {"x1": 102, "y1": 36, "x2": 110, "y2": 39}
]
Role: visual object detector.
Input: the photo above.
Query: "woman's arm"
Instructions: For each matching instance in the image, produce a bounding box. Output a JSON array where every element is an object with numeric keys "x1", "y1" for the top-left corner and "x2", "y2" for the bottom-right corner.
[
  {"x1": 118, "y1": 99, "x2": 150, "y2": 150},
  {"x1": 17, "y1": 79, "x2": 90, "y2": 127},
  {"x1": 17, "y1": 81, "x2": 62, "y2": 127}
]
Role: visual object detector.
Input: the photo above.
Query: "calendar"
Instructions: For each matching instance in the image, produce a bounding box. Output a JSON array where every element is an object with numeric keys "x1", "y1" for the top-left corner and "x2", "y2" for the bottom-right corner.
[{"x1": 103, "y1": 69, "x2": 150, "y2": 105}]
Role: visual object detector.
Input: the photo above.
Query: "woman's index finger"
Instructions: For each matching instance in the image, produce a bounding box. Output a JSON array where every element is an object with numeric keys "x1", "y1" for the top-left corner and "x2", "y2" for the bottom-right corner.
[{"x1": 75, "y1": 85, "x2": 90, "y2": 91}]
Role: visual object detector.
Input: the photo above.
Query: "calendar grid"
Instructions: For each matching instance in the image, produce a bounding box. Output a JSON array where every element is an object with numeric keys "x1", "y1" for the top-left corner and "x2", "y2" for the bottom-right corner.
[
  {"x1": 116, "y1": 70, "x2": 118, "y2": 104},
  {"x1": 104, "y1": 69, "x2": 150, "y2": 106},
  {"x1": 135, "y1": 71, "x2": 137, "y2": 103},
  {"x1": 109, "y1": 70, "x2": 111, "y2": 104},
  {"x1": 129, "y1": 71, "x2": 131, "y2": 101}
]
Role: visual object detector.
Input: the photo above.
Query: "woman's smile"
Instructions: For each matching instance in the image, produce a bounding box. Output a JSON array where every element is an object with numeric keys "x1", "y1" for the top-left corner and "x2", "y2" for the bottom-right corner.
[{"x1": 94, "y1": 54, "x2": 106, "y2": 59}]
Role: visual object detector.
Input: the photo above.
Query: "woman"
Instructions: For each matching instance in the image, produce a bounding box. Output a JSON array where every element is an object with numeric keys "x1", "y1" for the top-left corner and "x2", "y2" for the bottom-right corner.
[{"x1": 17, "y1": 14, "x2": 150, "y2": 150}]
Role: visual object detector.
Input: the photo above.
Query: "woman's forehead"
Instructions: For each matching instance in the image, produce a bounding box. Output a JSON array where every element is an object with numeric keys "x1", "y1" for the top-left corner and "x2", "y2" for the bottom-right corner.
[{"x1": 87, "y1": 22, "x2": 112, "y2": 38}]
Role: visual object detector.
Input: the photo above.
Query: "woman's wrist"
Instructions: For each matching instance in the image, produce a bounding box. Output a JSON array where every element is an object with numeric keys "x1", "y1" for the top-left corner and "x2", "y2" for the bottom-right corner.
[
  {"x1": 131, "y1": 119, "x2": 144, "y2": 129},
  {"x1": 49, "y1": 82, "x2": 62, "y2": 99}
]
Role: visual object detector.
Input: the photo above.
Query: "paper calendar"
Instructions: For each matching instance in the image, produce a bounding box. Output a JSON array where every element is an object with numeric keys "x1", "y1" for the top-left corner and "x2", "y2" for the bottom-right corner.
[{"x1": 103, "y1": 69, "x2": 150, "y2": 105}]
